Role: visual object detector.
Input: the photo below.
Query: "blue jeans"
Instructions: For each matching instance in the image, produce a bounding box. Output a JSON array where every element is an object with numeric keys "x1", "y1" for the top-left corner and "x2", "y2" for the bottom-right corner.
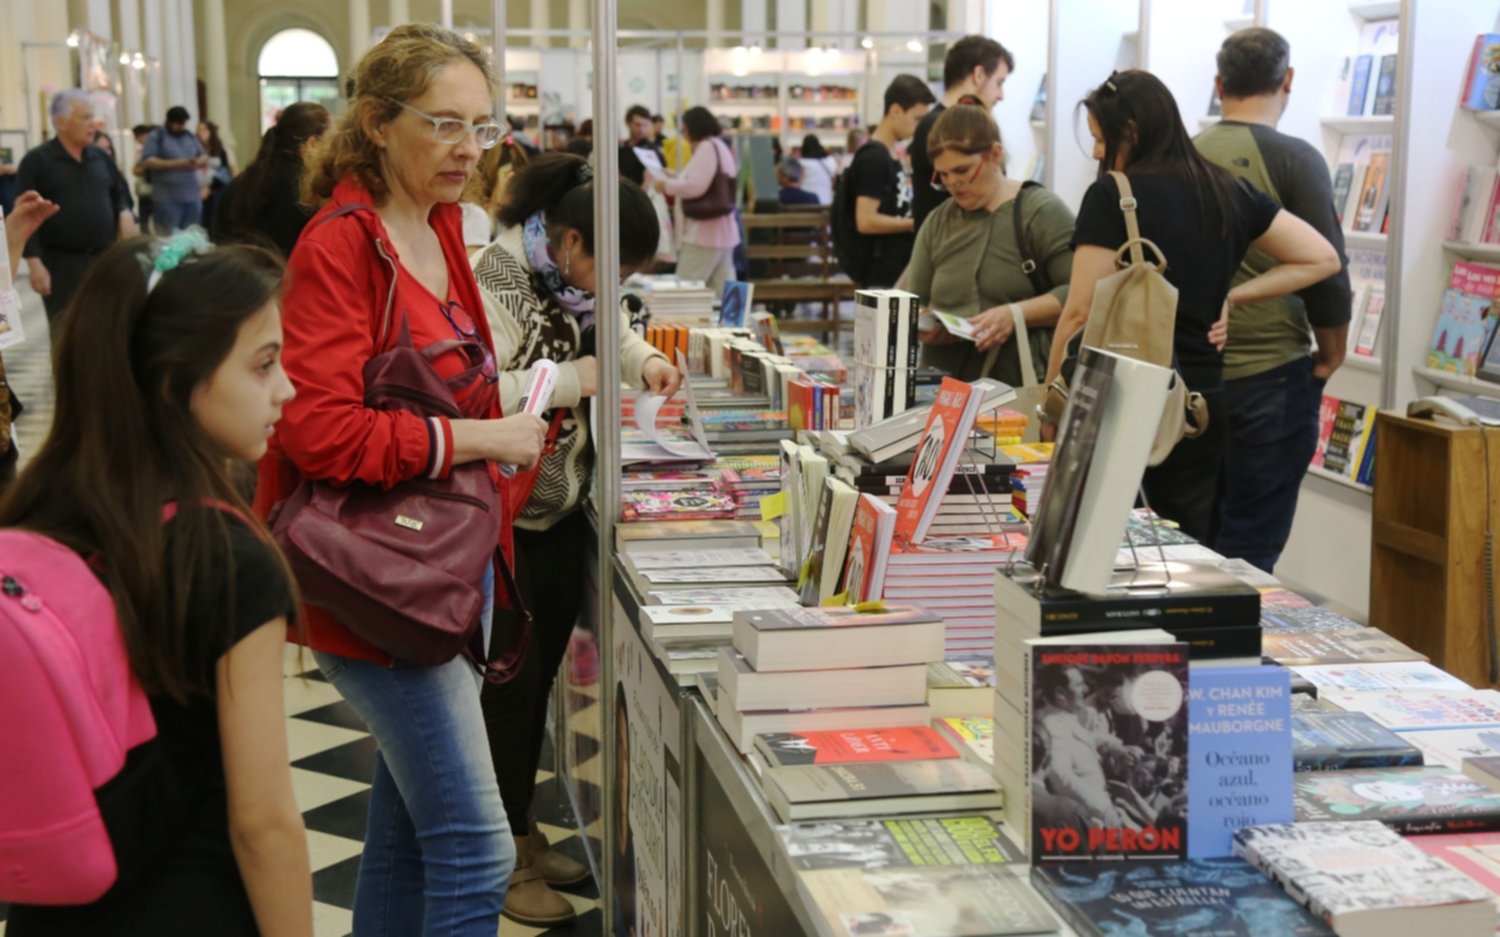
[
  {"x1": 1216, "y1": 356, "x2": 1325, "y2": 573},
  {"x1": 152, "y1": 198, "x2": 201, "y2": 233},
  {"x1": 313, "y1": 565, "x2": 512, "y2": 936}
]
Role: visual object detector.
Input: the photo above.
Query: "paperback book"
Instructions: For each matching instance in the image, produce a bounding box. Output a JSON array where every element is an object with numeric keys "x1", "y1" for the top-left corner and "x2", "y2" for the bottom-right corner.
[
  {"x1": 753, "y1": 726, "x2": 958, "y2": 767},
  {"x1": 1031, "y1": 859, "x2": 1333, "y2": 937},
  {"x1": 1263, "y1": 628, "x2": 1425, "y2": 666},
  {"x1": 762, "y1": 759, "x2": 1003, "y2": 822},
  {"x1": 1292, "y1": 710, "x2": 1424, "y2": 772},
  {"x1": 1428, "y1": 260, "x2": 1500, "y2": 376},
  {"x1": 894, "y1": 377, "x2": 986, "y2": 545},
  {"x1": 1293, "y1": 766, "x2": 1500, "y2": 834},
  {"x1": 798, "y1": 865, "x2": 1058, "y2": 937},
  {"x1": 779, "y1": 815, "x2": 1022, "y2": 870}
]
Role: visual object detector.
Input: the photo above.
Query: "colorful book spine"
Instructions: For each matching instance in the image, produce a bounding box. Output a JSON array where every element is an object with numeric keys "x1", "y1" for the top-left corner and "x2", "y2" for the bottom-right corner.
[{"x1": 1347, "y1": 55, "x2": 1373, "y2": 116}]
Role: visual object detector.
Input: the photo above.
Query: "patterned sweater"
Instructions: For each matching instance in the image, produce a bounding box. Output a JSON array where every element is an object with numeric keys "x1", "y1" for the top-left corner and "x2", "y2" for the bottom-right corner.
[{"x1": 472, "y1": 223, "x2": 666, "y2": 531}]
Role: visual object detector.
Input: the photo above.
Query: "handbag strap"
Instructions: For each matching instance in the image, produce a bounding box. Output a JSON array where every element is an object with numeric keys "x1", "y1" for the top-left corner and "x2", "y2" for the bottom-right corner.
[
  {"x1": 1108, "y1": 171, "x2": 1145, "y2": 267},
  {"x1": 1012, "y1": 181, "x2": 1052, "y2": 296},
  {"x1": 978, "y1": 303, "x2": 1038, "y2": 388},
  {"x1": 473, "y1": 547, "x2": 533, "y2": 684}
]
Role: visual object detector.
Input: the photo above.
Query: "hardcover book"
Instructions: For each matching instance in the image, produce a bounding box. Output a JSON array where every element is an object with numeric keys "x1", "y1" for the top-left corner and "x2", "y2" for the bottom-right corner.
[
  {"x1": 1187, "y1": 666, "x2": 1295, "y2": 859},
  {"x1": 1292, "y1": 710, "x2": 1424, "y2": 772},
  {"x1": 1410, "y1": 831, "x2": 1500, "y2": 895},
  {"x1": 1263, "y1": 628, "x2": 1425, "y2": 666},
  {"x1": 1460, "y1": 34, "x2": 1500, "y2": 111},
  {"x1": 1029, "y1": 640, "x2": 1190, "y2": 863},
  {"x1": 1347, "y1": 54, "x2": 1374, "y2": 116},
  {"x1": 753, "y1": 726, "x2": 958, "y2": 767},
  {"x1": 1293, "y1": 766, "x2": 1500, "y2": 834},
  {"x1": 1031, "y1": 859, "x2": 1333, "y2": 937},
  {"x1": 1233, "y1": 821, "x2": 1496, "y2": 934},
  {"x1": 779, "y1": 815, "x2": 1022, "y2": 870},
  {"x1": 732, "y1": 602, "x2": 945, "y2": 673},
  {"x1": 763, "y1": 759, "x2": 1003, "y2": 822}
]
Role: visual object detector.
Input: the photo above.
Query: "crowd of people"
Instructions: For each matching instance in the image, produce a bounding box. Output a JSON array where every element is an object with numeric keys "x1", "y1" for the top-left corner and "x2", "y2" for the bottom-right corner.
[{"x1": 0, "y1": 18, "x2": 1349, "y2": 937}]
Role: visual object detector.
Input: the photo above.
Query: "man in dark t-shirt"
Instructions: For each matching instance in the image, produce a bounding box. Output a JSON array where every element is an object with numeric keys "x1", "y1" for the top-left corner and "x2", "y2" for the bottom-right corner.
[
  {"x1": 1196, "y1": 28, "x2": 1353, "y2": 572},
  {"x1": 618, "y1": 104, "x2": 664, "y2": 188},
  {"x1": 841, "y1": 75, "x2": 935, "y2": 288},
  {"x1": 910, "y1": 36, "x2": 1013, "y2": 233}
]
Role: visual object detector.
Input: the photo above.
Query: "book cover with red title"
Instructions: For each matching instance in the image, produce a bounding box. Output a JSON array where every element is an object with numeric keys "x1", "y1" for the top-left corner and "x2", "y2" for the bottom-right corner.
[
  {"x1": 754, "y1": 726, "x2": 959, "y2": 767},
  {"x1": 894, "y1": 377, "x2": 985, "y2": 545}
]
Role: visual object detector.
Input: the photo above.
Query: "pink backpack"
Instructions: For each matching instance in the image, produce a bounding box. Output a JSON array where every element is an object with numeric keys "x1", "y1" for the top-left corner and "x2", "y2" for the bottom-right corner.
[{"x1": 0, "y1": 530, "x2": 160, "y2": 905}]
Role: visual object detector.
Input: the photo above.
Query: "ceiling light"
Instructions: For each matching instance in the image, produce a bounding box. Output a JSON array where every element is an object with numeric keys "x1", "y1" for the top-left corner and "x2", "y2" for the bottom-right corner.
[
  {"x1": 119, "y1": 53, "x2": 131, "y2": 65},
  {"x1": 66, "y1": 33, "x2": 80, "y2": 48},
  {"x1": 907, "y1": 39, "x2": 924, "y2": 53},
  {"x1": 860, "y1": 36, "x2": 874, "y2": 50},
  {"x1": 749, "y1": 43, "x2": 763, "y2": 56}
]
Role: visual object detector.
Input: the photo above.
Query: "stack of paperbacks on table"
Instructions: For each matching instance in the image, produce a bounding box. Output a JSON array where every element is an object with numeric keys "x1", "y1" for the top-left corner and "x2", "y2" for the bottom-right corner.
[
  {"x1": 932, "y1": 715, "x2": 995, "y2": 769},
  {"x1": 1234, "y1": 821, "x2": 1497, "y2": 936},
  {"x1": 713, "y1": 602, "x2": 942, "y2": 754},
  {"x1": 711, "y1": 454, "x2": 780, "y2": 520},
  {"x1": 625, "y1": 274, "x2": 716, "y2": 325},
  {"x1": 862, "y1": 463, "x2": 1019, "y2": 538},
  {"x1": 1002, "y1": 442, "x2": 1053, "y2": 519},
  {"x1": 883, "y1": 533, "x2": 1029, "y2": 657},
  {"x1": 846, "y1": 376, "x2": 1015, "y2": 465},
  {"x1": 614, "y1": 518, "x2": 761, "y2": 554},
  {"x1": 1030, "y1": 858, "x2": 1333, "y2": 937},
  {"x1": 927, "y1": 656, "x2": 997, "y2": 720},
  {"x1": 778, "y1": 817, "x2": 1059, "y2": 937},
  {"x1": 1293, "y1": 709, "x2": 1425, "y2": 772},
  {"x1": 996, "y1": 631, "x2": 1189, "y2": 864}
]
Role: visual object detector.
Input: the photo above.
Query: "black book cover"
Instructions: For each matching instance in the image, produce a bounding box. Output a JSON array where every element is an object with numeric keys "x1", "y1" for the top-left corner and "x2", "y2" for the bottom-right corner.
[
  {"x1": 1032, "y1": 859, "x2": 1333, "y2": 936},
  {"x1": 1030, "y1": 642, "x2": 1189, "y2": 863},
  {"x1": 1001, "y1": 564, "x2": 1263, "y2": 633},
  {"x1": 883, "y1": 297, "x2": 899, "y2": 420},
  {"x1": 1292, "y1": 711, "x2": 1424, "y2": 772}
]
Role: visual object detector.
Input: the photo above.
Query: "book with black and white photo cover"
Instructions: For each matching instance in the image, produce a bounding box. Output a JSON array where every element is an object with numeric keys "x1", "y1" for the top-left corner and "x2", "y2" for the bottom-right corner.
[
  {"x1": 715, "y1": 649, "x2": 927, "y2": 713},
  {"x1": 732, "y1": 602, "x2": 944, "y2": 672},
  {"x1": 1024, "y1": 347, "x2": 1174, "y2": 594},
  {"x1": 753, "y1": 725, "x2": 958, "y2": 768},
  {"x1": 779, "y1": 815, "x2": 1022, "y2": 870},
  {"x1": 799, "y1": 865, "x2": 1057, "y2": 937},
  {"x1": 763, "y1": 759, "x2": 1003, "y2": 822},
  {"x1": 1028, "y1": 638, "x2": 1190, "y2": 864},
  {"x1": 1233, "y1": 821, "x2": 1497, "y2": 936}
]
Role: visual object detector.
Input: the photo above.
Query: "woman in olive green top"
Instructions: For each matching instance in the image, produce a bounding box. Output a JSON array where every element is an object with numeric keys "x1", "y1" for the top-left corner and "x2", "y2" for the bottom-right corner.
[{"x1": 908, "y1": 105, "x2": 1076, "y2": 387}]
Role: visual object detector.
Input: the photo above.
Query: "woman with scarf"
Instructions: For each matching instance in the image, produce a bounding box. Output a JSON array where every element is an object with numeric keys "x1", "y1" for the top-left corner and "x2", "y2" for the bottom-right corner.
[{"x1": 470, "y1": 151, "x2": 679, "y2": 927}]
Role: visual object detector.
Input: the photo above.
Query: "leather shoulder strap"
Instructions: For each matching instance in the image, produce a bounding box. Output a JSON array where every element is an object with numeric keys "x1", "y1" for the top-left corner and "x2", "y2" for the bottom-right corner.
[
  {"x1": 1012, "y1": 181, "x2": 1051, "y2": 296},
  {"x1": 1108, "y1": 171, "x2": 1145, "y2": 266}
]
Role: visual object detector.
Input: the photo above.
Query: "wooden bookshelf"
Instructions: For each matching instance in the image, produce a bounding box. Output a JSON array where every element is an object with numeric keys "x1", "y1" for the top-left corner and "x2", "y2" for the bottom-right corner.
[{"x1": 1370, "y1": 412, "x2": 1500, "y2": 686}]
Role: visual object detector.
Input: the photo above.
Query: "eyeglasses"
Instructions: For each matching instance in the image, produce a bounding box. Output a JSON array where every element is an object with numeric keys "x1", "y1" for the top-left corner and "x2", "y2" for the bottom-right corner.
[
  {"x1": 441, "y1": 300, "x2": 499, "y2": 383},
  {"x1": 392, "y1": 100, "x2": 503, "y2": 149},
  {"x1": 930, "y1": 157, "x2": 989, "y2": 193}
]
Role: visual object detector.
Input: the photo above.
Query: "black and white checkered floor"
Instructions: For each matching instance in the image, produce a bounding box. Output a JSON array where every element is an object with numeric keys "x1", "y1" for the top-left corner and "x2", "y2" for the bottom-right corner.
[{"x1": 0, "y1": 283, "x2": 602, "y2": 937}]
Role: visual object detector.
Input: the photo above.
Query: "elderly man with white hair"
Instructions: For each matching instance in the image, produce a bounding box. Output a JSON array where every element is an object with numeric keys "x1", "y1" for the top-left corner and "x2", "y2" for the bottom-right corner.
[{"x1": 15, "y1": 88, "x2": 137, "y2": 326}]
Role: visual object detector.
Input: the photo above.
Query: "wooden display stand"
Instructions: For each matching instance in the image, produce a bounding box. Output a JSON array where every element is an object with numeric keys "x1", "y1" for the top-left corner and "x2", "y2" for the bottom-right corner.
[{"x1": 1370, "y1": 412, "x2": 1500, "y2": 687}]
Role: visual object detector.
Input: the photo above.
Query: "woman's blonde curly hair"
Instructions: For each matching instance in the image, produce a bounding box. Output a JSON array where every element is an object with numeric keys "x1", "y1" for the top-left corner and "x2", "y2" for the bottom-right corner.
[{"x1": 302, "y1": 22, "x2": 496, "y2": 206}]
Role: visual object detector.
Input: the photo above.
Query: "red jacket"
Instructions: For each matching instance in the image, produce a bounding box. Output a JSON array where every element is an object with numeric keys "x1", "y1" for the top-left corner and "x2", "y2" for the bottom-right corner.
[{"x1": 254, "y1": 176, "x2": 514, "y2": 664}]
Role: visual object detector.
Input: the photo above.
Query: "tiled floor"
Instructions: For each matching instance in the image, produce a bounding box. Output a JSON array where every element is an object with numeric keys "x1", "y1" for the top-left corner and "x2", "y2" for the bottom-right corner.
[{"x1": 0, "y1": 280, "x2": 601, "y2": 936}]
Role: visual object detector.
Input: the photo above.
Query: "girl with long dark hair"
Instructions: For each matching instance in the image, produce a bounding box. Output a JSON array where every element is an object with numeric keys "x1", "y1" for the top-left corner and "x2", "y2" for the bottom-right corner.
[
  {"x1": 1042, "y1": 70, "x2": 1339, "y2": 541},
  {"x1": 2, "y1": 234, "x2": 310, "y2": 935},
  {"x1": 213, "y1": 103, "x2": 331, "y2": 256}
]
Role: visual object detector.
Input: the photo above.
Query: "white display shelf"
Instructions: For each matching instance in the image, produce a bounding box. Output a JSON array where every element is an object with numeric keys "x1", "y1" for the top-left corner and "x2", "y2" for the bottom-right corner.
[
  {"x1": 1225, "y1": 16, "x2": 1254, "y2": 30},
  {"x1": 1321, "y1": 114, "x2": 1396, "y2": 134},
  {"x1": 1469, "y1": 109, "x2": 1500, "y2": 130},
  {"x1": 505, "y1": 101, "x2": 540, "y2": 112},
  {"x1": 1031, "y1": 119, "x2": 1047, "y2": 130},
  {"x1": 1307, "y1": 465, "x2": 1374, "y2": 494},
  {"x1": 1412, "y1": 365, "x2": 1500, "y2": 398},
  {"x1": 1344, "y1": 355, "x2": 1384, "y2": 373},
  {"x1": 1442, "y1": 240, "x2": 1500, "y2": 262},
  {"x1": 1348, "y1": 1, "x2": 1401, "y2": 20},
  {"x1": 1344, "y1": 231, "x2": 1388, "y2": 250}
]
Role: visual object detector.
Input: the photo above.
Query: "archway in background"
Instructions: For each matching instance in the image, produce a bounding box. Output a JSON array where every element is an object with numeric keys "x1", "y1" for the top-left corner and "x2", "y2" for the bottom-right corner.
[{"x1": 257, "y1": 28, "x2": 341, "y2": 133}]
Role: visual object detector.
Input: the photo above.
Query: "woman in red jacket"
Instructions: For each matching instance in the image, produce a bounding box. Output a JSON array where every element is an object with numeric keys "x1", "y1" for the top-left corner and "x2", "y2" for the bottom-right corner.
[{"x1": 252, "y1": 24, "x2": 544, "y2": 936}]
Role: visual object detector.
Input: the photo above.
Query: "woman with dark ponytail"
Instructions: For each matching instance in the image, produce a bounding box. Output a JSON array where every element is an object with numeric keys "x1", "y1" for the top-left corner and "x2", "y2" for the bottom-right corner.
[
  {"x1": 470, "y1": 151, "x2": 680, "y2": 927},
  {"x1": 212, "y1": 102, "x2": 331, "y2": 256}
]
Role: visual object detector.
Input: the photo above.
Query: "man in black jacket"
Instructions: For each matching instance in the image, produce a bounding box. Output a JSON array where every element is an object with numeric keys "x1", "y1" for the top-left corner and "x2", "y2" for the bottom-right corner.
[
  {"x1": 910, "y1": 36, "x2": 1013, "y2": 233},
  {"x1": 618, "y1": 104, "x2": 664, "y2": 187}
]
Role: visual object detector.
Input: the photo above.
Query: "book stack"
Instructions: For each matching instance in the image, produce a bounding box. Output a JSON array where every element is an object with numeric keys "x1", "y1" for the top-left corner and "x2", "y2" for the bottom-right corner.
[
  {"x1": 1003, "y1": 443, "x2": 1054, "y2": 519},
  {"x1": 1427, "y1": 260, "x2": 1500, "y2": 376},
  {"x1": 713, "y1": 602, "x2": 944, "y2": 757},
  {"x1": 975, "y1": 407, "x2": 1029, "y2": 445},
  {"x1": 624, "y1": 274, "x2": 717, "y2": 325},
  {"x1": 884, "y1": 534, "x2": 1029, "y2": 657},
  {"x1": 851, "y1": 289, "x2": 921, "y2": 429},
  {"x1": 1235, "y1": 821, "x2": 1496, "y2": 935},
  {"x1": 1312, "y1": 393, "x2": 1377, "y2": 486},
  {"x1": 861, "y1": 464, "x2": 1018, "y2": 538},
  {"x1": 712, "y1": 454, "x2": 779, "y2": 520},
  {"x1": 927, "y1": 656, "x2": 997, "y2": 718}
]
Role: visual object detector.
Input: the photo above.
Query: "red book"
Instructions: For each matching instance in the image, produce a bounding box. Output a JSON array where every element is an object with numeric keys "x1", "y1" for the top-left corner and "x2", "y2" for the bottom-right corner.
[
  {"x1": 894, "y1": 377, "x2": 985, "y2": 545},
  {"x1": 1311, "y1": 394, "x2": 1339, "y2": 469},
  {"x1": 1411, "y1": 831, "x2": 1500, "y2": 893},
  {"x1": 841, "y1": 493, "x2": 896, "y2": 604},
  {"x1": 753, "y1": 726, "x2": 958, "y2": 767}
]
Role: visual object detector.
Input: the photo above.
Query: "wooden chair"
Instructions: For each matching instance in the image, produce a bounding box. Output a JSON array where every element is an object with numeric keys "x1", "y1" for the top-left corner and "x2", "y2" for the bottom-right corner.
[{"x1": 742, "y1": 207, "x2": 854, "y2": 338}]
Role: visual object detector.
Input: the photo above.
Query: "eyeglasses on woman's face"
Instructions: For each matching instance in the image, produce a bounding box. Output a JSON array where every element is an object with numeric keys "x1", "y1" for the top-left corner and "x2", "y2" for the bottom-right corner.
[{"x1": 391, "y1": 100, "x2": 503, "y2": 149}]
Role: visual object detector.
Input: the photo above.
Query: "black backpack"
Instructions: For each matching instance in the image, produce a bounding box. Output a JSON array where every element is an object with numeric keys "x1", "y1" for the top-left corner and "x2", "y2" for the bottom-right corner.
[{"x1": 830, "y1": 164, "x2": 864, "y2": 284}]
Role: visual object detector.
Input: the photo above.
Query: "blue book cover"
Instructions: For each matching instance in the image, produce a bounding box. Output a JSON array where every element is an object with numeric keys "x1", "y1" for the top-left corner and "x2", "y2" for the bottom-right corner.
[
  {"x1": 1031, "y1": 859, "x2": 1333, "y2": 936},
  {"x1": 718, "y1": 280, "x2": 752, "y2": 327},
  {"x1": 1293, "y1": 710, "x2": 1422, "y2": 771},
  {"x1": 1347, "y1": 55, "x2": 1373, "y2": 116},
  {"x1": 1187, "y1": 666, "x2": 1294, "y2": 859}
]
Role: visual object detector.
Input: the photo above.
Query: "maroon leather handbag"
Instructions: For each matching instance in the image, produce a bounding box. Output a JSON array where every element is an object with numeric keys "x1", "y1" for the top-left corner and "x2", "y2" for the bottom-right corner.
[
  {"x1": 270, "y1": 215, "x2": 528, "y2": 679},
  {"x1": 681, "y1": 139, "x2": 737, "y2": 220}
]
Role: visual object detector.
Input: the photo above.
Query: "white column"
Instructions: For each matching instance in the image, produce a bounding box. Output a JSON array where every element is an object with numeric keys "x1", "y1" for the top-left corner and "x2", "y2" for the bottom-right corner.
[
  {"x1": 440, "y1": 0, "x2": 453, "y2": 28},
  {"x1": 87, "y1": 0, "x2": 112, "y2": 38},
  {"x1": 947, "y1": 0, "x2": 982, "y2": 34},
  {"x1": 832, "y1": 0, "x2": 858, "y2": 36},
  {"x1": 142, "y1": 0, "x2": 166, "y2": 122},
  {"x1": 178, "y1": 0, "x2": 198, "y2": 119},
  {"x1": 808, "y1": 0, "x2": 830, "y2": 40},
  {"x1": 568, "y1": 0, "x2": 585, "y2": 49},
  {"x1": 707, "y1": 0, "x2": 725, "y2": 45},
  {"x1": 743, "y1": 0, "x2": 767, "y2": 45},
  {"x1": 161, "y1": 0, "x2": 184, "y2": 111},
  {"x1": 117, "y1": 0, "x2": 144, "y2": 155},
  {"x1": 776, "y1": 0, "x2": 806, "y2": 48},
  {"x1": 530, "y1": 0, "x2": 549, "y2": 33},
  {"x1": 202, "y1": 0, "x2": 230, "y2": 147},
  {"x1": 350, "y1": 0, "x2": 372, "y2": 64},
  {"x1": 390, "y1": 0, "x2": 410, "y2": 27}
]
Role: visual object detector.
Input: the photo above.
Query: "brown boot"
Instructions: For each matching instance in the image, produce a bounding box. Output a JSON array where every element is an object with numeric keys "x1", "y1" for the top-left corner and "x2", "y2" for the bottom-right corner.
[
  {"x1": 527, "y1": 810, "x2": 591, "y2": 888},
  {"x1": 502, "y1": 833, "x2": 577, "y2": 927}
]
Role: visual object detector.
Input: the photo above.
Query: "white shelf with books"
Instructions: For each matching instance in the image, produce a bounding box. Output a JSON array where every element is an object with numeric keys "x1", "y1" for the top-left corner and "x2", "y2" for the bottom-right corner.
[
  {"x1": 1046, "y1": 0, "x2": 1140, "y2": 207},
  {"x1": 1411, "y1": 366, "x2": 1500, "y2": 400},
  {"x1": 1307, "y1": 465, "x2": 1375, "y2": 494},
  {"x1": 1345, "y1": 231, "x2": 1388, "y2": 250},
  {"x1": 1348, "y1": 0, "x2": 1401, "y2": 20},
  {"x1": 1442, "y1": 240, "x2": 1500, "y2": 263},
  {"x1": 1343, "y1": 354, "x2": 1384, "y2": 373},
  {"x1": 1321, "y1": 114, "x2": 1396, "y2": 134}
]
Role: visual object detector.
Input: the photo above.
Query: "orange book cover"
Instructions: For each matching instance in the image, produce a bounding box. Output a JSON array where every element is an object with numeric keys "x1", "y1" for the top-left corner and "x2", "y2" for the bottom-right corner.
[{"x1": 894, "y1": 377, "x2": 981, "y2": 545}]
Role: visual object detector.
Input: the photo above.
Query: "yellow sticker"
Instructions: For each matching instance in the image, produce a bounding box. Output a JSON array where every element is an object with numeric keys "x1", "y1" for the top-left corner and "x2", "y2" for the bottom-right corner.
[
  {"x1": 822, "y1": 592, "x2": 849, "y2": 607},
  {"x1": 760, "y1": 492, "x2": 787, "y2": 521}
]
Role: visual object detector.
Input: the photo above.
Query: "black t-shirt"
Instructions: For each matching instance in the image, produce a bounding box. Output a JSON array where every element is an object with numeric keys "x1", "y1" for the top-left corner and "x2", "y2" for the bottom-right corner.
[
  {"x1": 910, "y1": 102, "x2": 947, "y2": 231},
  {"x1": 7, "y1": 516, "x2": 295, "y2": 937},
  {"x1": 1072, "y1": 171, "x2": 1280, "y2": 390},
  {"x1": 16, "y1": 140, "x2": 131, "y2": 257},
  {"x1": 619, "y1": 141, "x2": 664, "y2": 187},
  {"x1": 844, "y1": 141, "x2": 915, "y2": 288}
]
